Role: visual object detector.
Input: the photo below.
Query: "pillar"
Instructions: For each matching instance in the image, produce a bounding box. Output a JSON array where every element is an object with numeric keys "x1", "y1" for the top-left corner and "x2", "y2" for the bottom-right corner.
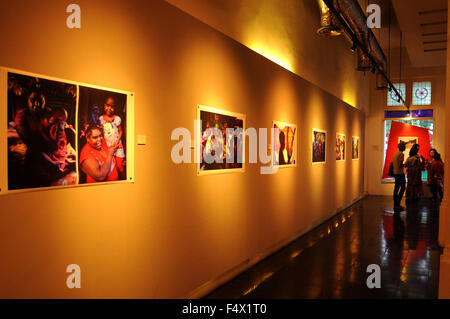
[{"x1": 438, "y1": 1, "x2": 450, "y2": 298}]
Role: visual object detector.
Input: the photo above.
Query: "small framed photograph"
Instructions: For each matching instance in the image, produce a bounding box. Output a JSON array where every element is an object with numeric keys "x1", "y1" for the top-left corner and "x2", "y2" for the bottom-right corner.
[
  {"x1": 336, "y1": 133, "x2": 345, "y2": 161},
  {"x1": 197, "y1": 105, "x2": 245, "y2": 176},
  {"x1": 273, "y1": 120, "x2": 297, "y2": 168},
  {"x1": 312, "y1": 129, "x2": 326, "y2": 164}
]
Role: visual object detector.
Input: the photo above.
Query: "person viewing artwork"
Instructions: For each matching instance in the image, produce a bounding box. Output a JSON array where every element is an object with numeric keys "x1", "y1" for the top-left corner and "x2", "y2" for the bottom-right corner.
[
  {"x1": 392, "y1": 141, "x2": 406, "y2": 210},
  {"x1": 426, "y1": 148, "x2": 444, "y2": 203},
  {"x1": 398, "y1": 137, "x2": 417, "y2": 162},
  {"x1": 7, "y1": 72, "x2": 77, "y2": 189},
  {"x1": 78, "y1": 86, "x2": 127, "y2": 183}
]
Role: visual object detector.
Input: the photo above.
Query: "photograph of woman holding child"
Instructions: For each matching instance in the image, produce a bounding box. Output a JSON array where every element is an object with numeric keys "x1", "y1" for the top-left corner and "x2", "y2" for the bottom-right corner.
[{"x1": 7, "y1": 72, "x2": 77, "y2": 190}]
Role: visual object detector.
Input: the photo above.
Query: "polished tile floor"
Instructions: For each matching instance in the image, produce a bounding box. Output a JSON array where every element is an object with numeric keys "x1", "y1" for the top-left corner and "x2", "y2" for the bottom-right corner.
[{"x1": 206, "y1": 195, "x2": 441, "y2": 299}]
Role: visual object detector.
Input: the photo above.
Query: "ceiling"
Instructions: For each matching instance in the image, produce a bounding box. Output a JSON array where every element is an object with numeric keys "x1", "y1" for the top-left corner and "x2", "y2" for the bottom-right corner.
[
  {"x1": 367, "y1": 0, "x2": 402, "y2": 49},
  {"x1": 392, "y1": 0, "x2": 448, "y2": 67},
  {"x1": 167, "y1": 0, "x2": 447, "y2": 69}
]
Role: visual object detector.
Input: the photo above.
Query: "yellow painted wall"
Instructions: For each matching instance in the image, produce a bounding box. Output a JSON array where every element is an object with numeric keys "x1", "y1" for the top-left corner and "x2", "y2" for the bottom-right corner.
[
  {"x1": 438, "y1": 4, "x2": 450, "y2": 298},
  {"x1": 0, "y1": 0, "x2": 365, "y2": 298},
  {"x1": 165, "y1": 0, "x2": 372, "y2": 111},
  {"x1": 365, "y1": 52, "x2": 446, "y2": 196}
]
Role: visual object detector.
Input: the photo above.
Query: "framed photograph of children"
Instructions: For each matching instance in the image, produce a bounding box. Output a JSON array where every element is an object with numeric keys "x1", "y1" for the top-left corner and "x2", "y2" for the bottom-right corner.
[
  {"x1": 312, "y1": 129, "x2": 326, "y2": 164},
  {"x1": 197, "y1": 105, "x2": 245, "y2": 176},
  {"x1": 352, "y1": 136, "x2": 359, "y2": 160},
  {"x1": 273, "y1": 121, "x2": 297, "y2": 168},
  {"x1": 0, "y1": 66, "x2": 135, "y2": 194},
  {"x1": 336, "y1": 133, "x2": 345, "y2": 161}
]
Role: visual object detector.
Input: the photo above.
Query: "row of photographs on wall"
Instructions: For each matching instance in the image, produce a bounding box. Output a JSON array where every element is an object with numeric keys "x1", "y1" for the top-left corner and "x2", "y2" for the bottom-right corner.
[
  {"x1": 2, "y1": 67, "x2": 357, "y2": 191},
  {"x1": 312, "y1": 130, "x2": 359, "y2": 163},
  {"x1": 198, "y1": 105, "x2": 360, "y2": 175},
  {"x1": 2, "y1": 67, "x2": 134, "y2": 193}
]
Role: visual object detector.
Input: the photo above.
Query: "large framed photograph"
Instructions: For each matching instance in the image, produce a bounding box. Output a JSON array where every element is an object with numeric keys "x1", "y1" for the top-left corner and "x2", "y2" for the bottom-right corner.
[
  {"x1": 352, "y1": 136, "x2": 359, "y2": 160},
  {"x1": 336, "y1": 133, "x2": 345, "y2": 161},
  {"x1": 273, "y1": 120, "x2": 297, "y2": 168},
  {"x1": 312, "y1": 129, "x2": 326, "y2": 164},
  {"x1": 1, "y1": 67, "x2": 135, "y2": 194},
  {"x1": 197, "y1": 105, "x2": 245, "y2": 176}
]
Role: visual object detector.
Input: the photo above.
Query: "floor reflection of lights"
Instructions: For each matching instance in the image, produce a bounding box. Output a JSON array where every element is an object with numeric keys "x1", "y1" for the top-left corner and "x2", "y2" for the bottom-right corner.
[{"x1": 206, "y1": 196, "x2": 440, "y2": 299}]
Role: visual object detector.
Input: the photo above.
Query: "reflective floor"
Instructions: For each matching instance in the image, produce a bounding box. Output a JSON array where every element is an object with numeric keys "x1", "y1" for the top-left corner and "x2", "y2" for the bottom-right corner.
[{"x1": 206, "y1": 196, "x2": 441, "y2": 299}]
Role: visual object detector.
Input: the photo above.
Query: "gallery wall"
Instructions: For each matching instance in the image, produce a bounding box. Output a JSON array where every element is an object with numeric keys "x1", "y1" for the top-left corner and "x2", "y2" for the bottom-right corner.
[
  {"x1": 438, "y1": 8, "x2": 450, "y2": 298},
  {"x1": 165, "y1": 0, "x2": 372, "y2": 111},
  {"x1": 0, "y1": 0, "x2": 365, "y2": 298}
]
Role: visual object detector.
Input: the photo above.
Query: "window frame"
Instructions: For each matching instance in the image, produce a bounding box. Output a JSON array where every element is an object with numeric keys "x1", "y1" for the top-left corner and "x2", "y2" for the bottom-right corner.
[
  {"x1": 412, "y1": 81, "x2": 432, "y2": 106},
  {"x1": 386, "y1": 83, "x2": 407, "y2": 107}
]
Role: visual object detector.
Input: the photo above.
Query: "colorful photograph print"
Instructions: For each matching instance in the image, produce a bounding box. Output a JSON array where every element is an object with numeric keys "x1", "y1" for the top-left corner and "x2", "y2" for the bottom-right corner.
[
  {"x1": 312, "y1": 129, "x2": 326, "y2": 163},
  {"x1": 352, "y1": 136, "x2": 359, "y2": 160},
  {"x1": 398, "y1": 136, "x2": 418, "y2": 161},
  {"x1": 273, "y1": 121, "x2": 297, "y2": 167},
  {"x1": 336, "y1": 133, "x2": 345, "y2": 161},
  {"x1": 78, "y1": 86, "x2": 128, "y2": 184},
  {"x1": 7, "y1": 72, "x2": 77, "y2": 190},
  {"x1": 198, "y1": 105, "x2": 245, "y2": 174}
]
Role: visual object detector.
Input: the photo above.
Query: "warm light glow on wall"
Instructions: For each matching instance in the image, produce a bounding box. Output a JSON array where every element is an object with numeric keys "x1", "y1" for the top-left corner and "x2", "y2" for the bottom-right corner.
[
  {"x1": 245, "y1": 40, "x2": 294, "y2": 72},
  {"x1": 176, "y1": 36, "x2": 249, "y2": 111},
  {"x1": 264, "y1": 73, "x2": 298, "y2": 121},
  {"x1": 242, "y1": 6, "x2": 295, "y2": 73}
]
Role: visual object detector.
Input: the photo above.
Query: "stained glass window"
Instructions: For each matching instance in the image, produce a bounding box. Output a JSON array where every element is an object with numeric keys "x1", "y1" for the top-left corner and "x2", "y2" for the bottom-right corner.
[
  {"x1": 387, "y1": 83, "x2": 406, "y2": 106},
  {"x1": 412, "y1": 81, "x2": 432, "y2": 105}
]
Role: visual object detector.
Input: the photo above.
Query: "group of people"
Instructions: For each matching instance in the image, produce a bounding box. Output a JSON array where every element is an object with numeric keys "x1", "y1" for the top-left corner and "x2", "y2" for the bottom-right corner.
[
  {"x1": 10, "y1": 89, "x2": 77, "y2": 188},
  {"x1": 80, "y1": 97, "x2": 126, "y2": 183},
  {"x1": 392, "y1": 141, "x2": 444, "y2": 210}
]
